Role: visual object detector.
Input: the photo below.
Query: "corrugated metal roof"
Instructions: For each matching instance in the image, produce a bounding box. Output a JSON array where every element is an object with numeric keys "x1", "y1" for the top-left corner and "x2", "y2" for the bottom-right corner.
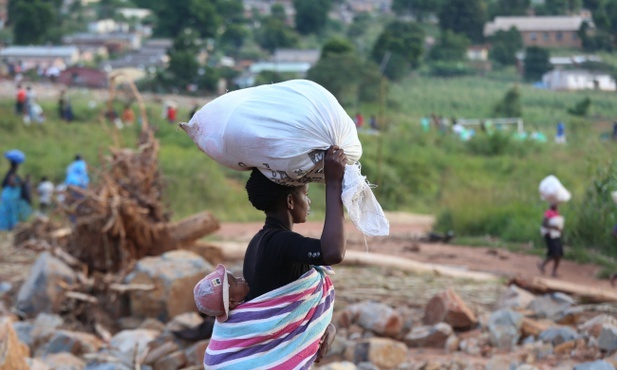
[
  {"x1": 484, "y1": 16, "x2": 591, "y2": 36},
  {"x1": 0, "y1": 46, "x2": 79, "y2": 57}
]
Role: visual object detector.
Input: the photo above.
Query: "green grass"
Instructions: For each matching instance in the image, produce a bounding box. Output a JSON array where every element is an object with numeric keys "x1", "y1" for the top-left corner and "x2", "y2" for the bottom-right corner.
[{"x1": 3, "y1": 72, "x2": 617, "y2": 270}]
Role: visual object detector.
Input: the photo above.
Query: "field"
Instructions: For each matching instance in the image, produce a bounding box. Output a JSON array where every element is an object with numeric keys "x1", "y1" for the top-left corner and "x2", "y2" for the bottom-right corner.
[{"x1": 1, "y1": 73, "x2": 617, "y2": 271}]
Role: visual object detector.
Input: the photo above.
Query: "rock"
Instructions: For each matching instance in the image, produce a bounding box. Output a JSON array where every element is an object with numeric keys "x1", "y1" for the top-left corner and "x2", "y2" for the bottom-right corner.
[
  {"x1": 0, "y1": 317, "x2": 30, "y2": 370},
  {"x1": 15, "y1": 252, "x2": 77, "y2": 318},
  {"x1": 404, "y1": 323, "x2": 453, "y2": 348},
  {"x1": 144, "y1": 341, "x2": 180, "y2": 365},
  {"x1": 460, "y1": 337, "x2": 481, "y2": 356},
  {"x1": 139, "y1": 318, "x2": 167, "y2": 332},
  {"x1": 315, "y1": 362, "x2": 357, "y2": 370},
  {"x1": 521, "y1": 317, "x2": 552, "y2": 338},
  {"x1": 538, "y1": 326, "x2": 578, "y2": 345},
  {"x1": 107, "y1": 329, "x2": 160, "y2": 367},
  {"x1": 515, "y1": 366, "x2": 540, "y2": 370},
  {"x1": 184, "y1": 340, "x2": 209, "y2": 366},
  {"x1": 164, "y1": 312, "x2": 203, "y2": 334},
  {"x1": 344, "y1": 337, "x2": 407, "y2": 369},
  {"x1": 328, "y1": 333, "x2": 352, "y2": 357},
  {"x1": 82, "y1": 358, "x2": 131, "y2": 370},
  {"x1": 356, "y1": 362, "x2": 379, "y2": 370},
  {"x1": 36, "y1": 330, "x2": 103, "y2": 357},
  {"x1": 31, "y1": 313, "x2": 64, "y2": 346},
  {"x1": 486, "y1": 309, "x2": 523, "y2": 350},
  {"x1": 528, "y1": 293, "x2": 574, "y2": 321},
  {"x1": 12, "y1": 321, "x2": 34, "y2": 349},
  {"x1": 344, "y1": 302, "x2": 403, "y2": 338},
  {"x1": 123, "y1": 250, "x2": 212, "y2": 321},
  {"x1": 445, "y1": 335, "x2": 460, "y2": 353},
  {"x1": 41, "y1": 352, "x2": 86, "y2": 370},
  {"x1": 497, "y1": 285, "x2": 536, "y2": 310},
  {"x1": 598, "y1": 324, "x2": 617, "y2": 352},
  {"x1": 423, "y1": 288, "x2": 477, "y2": 329},
  {"x1": 580, "y1": 314, "x2": 617, "y2": 338},
  {"x1": 182, "y1": 242, "x2": 224, "y2": 266},
  {"x1": 533, "y1": 342, "x2": 553, "y2": 360},
  {"x1": 152, "y1": 350, "x2": 187, "y2": 370},
  {"x1": 485, "y1": 356, "x2": 518, "y2": 370},
  {"x1": 573, "y1": 360, "x2": 615, "y2": 370},
  {"x1": 26, "y1": 358, "x2": 50, "y2": 370},
  {"x1": 554, "y1": 340, "x2": 576, "y2": 355}
]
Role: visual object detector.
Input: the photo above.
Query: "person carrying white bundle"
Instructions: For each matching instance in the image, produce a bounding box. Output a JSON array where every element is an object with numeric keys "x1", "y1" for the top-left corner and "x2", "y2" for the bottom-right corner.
[
  {"x1": 180, "y1": 79, "x2": 389, "y2": 237},
  {"x1": 537, "y1": 175, "x2": 570, "y2": 278}
]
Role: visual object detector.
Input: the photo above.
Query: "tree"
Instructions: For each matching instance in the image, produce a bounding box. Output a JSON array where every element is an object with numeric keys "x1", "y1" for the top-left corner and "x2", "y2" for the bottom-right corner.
[
  {"x1": 132, "y1": 0, "x2": 221, "y2": 38},
  {"x1": 11, "y1": 0, "x2": 56, "y2": 44},
  {"x1": 256, "y1": 16, "x2": 299, "y2": 53},
  {"x1": 166, "y1": 28, "x2": 202, "y2": 88},
  {"x1": 489, "y1": 27, "x2": 523, "y2": 66},
  {"x1": 220, "y1": 24, "x2": 249, "y2": 51},
  {"x1": 293, "y1": 0, "x2": 332, "y2": 35},
  {"x1": 489, "y1": 0, "x2": 530, "y2": 16},
  {"x1": 524, "y1": 46, "x2": 551, "y2": 81},
  {"x1": 493, "y1": 86, "x2": 522, "y2": 118},
  {"x1": 534, "y1": 0, "x2": 581, "y2": 15},
  {"x1": 568, "y1": 97, "x2": 592, "y2": 116},
  {"x1": 371, "y1": 20, "x2": 424, "y2": 81},
  {"x1": 321, "y1": 37, "x2": 354, "y2": 59},
  {"x1": 438, "y1": 0, "x2": 486, "y2": 43},
  {"x1": 391, "y1": 0, "x2": 443, "y2": 20},
  {"x1": 427, "y1": 30, "x2": 470, "y2": 61}
]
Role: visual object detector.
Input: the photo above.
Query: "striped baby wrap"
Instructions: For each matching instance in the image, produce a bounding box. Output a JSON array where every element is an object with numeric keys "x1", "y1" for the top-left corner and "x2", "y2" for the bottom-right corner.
[{"x1": 204, "y1": 266, "x2": 335, "y2": 369}]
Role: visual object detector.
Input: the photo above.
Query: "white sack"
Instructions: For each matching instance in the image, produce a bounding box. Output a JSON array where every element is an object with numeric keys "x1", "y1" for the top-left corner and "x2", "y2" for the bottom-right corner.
[
  {"x1": 180, "y1": 79, "x2": 389, "y2": 236},
  {"x1": 539, "y1": 175, "x2": 571, "y2": 204},
  {"x1": 611, "y1": 190, "x2": 617, "y2": 206}
]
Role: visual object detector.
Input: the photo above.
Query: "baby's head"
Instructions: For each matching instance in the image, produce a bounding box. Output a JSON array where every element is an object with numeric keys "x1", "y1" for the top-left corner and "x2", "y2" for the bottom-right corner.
[{"x1": 193, "y1": 264, "x2": 249, "y2": 322}]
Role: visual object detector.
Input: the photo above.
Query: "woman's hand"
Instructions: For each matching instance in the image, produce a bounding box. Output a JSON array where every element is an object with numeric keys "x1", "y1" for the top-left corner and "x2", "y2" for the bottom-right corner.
[{"x1": 324, "y1": 146, "x2": 347, "y2": 184}]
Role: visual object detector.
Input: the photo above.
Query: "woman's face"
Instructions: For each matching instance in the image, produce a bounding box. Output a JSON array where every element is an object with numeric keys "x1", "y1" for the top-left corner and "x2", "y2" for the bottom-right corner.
[{"x1": 291, "y1": 184, "x2": 311, "y2": 224}]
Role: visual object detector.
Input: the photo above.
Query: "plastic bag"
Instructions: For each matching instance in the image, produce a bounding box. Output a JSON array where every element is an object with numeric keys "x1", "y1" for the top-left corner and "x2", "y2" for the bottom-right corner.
[{"x1": 538, "y1": 175, "x2": 571, "y2": 204}]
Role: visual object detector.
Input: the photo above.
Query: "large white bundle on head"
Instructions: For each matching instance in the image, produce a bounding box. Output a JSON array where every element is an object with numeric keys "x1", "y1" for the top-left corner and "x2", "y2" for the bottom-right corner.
[
  {"x1": 539, "y1": 175, "x2": 571, "y2": 204},
  {"x1": 180, "y1": 79, "x2": 389, "y2": 236}
]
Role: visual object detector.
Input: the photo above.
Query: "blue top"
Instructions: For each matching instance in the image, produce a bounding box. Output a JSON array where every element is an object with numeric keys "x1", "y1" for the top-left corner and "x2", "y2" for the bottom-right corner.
[
  {"x1": 556, "y1": 121, "x2": 565, "y2": 136},
  {"x1": 65, "y1": 159, "x2": 89, "y2": 188}
]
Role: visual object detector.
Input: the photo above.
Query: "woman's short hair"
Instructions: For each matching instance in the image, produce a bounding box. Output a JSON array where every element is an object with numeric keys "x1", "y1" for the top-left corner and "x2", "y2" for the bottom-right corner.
[{"x1": 246, "y1": 168, "x2": 298, "y2": 212}]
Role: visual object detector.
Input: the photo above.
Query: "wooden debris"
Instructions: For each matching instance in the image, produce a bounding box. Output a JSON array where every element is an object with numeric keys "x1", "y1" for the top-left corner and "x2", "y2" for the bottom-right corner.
[{"x1": 509, "y1": 276, "x2": 617, "y2": 303}]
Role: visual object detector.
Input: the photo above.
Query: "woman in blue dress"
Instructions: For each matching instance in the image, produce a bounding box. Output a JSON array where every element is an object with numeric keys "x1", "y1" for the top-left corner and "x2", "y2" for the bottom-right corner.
[{"x1": 0, "y1": 150, "x2": 32, "y2": 231}]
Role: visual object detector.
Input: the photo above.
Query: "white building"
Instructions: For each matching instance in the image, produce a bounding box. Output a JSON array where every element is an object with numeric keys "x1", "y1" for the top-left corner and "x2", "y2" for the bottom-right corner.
[
  {"x1": 542, "y1": 69, "x2": 616, "y2": 91},
  {"x1": 0, "y1": 46, "x2": 80, "y2": 70}
]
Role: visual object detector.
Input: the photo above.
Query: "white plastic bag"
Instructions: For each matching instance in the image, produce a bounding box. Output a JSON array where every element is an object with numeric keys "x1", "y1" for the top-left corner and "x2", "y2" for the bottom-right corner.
[
  {"x1": 538, "y1": 175, "x2": 571, "y2": 204},
  {"x1": 180, "y1": 79, "x2": 389, "y2": 236}
]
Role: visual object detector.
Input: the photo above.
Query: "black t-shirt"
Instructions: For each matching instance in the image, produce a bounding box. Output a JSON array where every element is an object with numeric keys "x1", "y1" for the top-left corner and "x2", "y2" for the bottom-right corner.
[{"x1": 243, "y1": 216, "x2": 325, "y2": 301}]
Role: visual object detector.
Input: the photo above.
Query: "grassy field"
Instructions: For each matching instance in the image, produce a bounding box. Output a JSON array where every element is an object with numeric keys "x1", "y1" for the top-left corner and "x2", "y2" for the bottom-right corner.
[{"x1": 2, "y1": 74, "x2": 617, "y2": 273}]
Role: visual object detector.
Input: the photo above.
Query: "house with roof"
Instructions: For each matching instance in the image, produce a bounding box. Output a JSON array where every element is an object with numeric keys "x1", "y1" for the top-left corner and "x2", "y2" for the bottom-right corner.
[
  {"x1": 58, "y1": 66, "x2": 108, "y2": 88},
  {"x1": 101, "y1": 39, "x2": 171, "y2": 72},
  {"x1": 484, "y1": 16, "x2": 592, "y2": 48},
  {"x1": 542, "y1": 68, "x2": 616, "y2": 91},
  {"x1": 0, "y1": 46, "x2": 80, "y2": 70},
  {"x1": 63, "y1": 32, "x2": 141, "y2": 54},
  {"x1": 234, "y1": 48, "x2": 320, "y2": 88}
]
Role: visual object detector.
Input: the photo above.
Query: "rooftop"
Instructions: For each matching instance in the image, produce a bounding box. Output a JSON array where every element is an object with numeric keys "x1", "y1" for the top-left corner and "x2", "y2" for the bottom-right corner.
[{"x1": 484, "y1": 16, "x2": 592, "y2": 36}]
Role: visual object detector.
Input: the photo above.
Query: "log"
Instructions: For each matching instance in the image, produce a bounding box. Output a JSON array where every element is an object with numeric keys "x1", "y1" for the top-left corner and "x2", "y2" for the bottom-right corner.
[
  {"x1": 343, "y1": 250, "x2": 500, "y2": 282},
  {"x1": 509, "y1": 276, "x2": 617, "y2": 303},
  {"x1": 166, "y1": 211, "x2": 220, "y2": 247},
  {"x1": 110, "y1": 283, "x2": 155, "y2": 293}
]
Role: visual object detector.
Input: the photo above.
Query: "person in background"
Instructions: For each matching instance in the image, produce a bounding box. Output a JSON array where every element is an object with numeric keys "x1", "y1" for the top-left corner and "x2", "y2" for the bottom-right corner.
[
  {"x1": 420, "y1": 116, "x2": 430, "y2": 132},
  {"x1": 122, "y1": 105, "x2": 135, "y2": 126},
  {"x1": 167, "y1": 103, "x2": 177, "y2": 124},
  {"x1": 58, "y1": 90, "x2": 66, "y2": 120},
  {"x1": 65, "y1": 155, "x2": 90, "y2": 190},
  {"x1": 555, "y1": 121, "x2": 566, "y2": 144},
  {"x1": 612, "y1": 121, "x2": 617, "y2": 141},
  {"x1": 37, "y1": 176, "x2": 55, "y2": 214},
  {"x1": 25, "y1": 86, "x2": 36, "y2": 124},
  {"x1": 354, "y1": 113, "x2": 364, "y2": 129},
  {"x1": 0, "y1": 150, "x2": 32, "y2": 231},
  {"x1": 369, "y1": 115, "x2": 377, "y2": 130},
  {"x1": 537, "y1": 203, "x2": 564, "y2": 277},
  {"x1": 15, "y1": 85, "x2": 26, "y2": 116}
]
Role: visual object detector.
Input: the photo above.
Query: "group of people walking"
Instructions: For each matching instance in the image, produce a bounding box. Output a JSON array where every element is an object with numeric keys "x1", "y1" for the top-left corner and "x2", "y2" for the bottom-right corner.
[{"x1": 0, "y1": 150, "x2": 89, "y2": 231}]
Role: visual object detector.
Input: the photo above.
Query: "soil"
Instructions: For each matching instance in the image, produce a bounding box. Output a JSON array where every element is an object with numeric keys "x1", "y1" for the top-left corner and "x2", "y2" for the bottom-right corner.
[{"x1": 212, "y1": 212, "x2": 612, "y2": 290}]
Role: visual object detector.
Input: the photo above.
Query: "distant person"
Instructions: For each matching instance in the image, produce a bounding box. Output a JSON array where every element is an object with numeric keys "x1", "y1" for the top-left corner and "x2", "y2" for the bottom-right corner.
[
  {"x1": 167, "y1": 104, "x2": 177, "y2": 124},
  {"x1": 15, "y1": 85, "x2": 26, "y2": 116},
  {"x1": 369, "y1": 115, "x2": 377, "y2": 130},
  {"x1": 25, "y1": 86, "x2": 36, "y2": 123},
  {"x1": 0, "y1": 150, "x2": 32, "y2": 231},
  {"x1": 189, "y1": 104, "x2": 199, "y2": 121},
  {"x1": 609, "y1": 224, "x2": 617, "y2": 286},
  {"x1": 555, "y1": 121, "x2": 566, "y2": 144},
  {"x1": 122, "y1": 105, "x2": 135, "y2": 126},
  {"x1": 612, "y1": 121, "x2": 617, "y2": 141},
  {"x1": 537, "y1": 203, "x2": 564, "y2": 277},
  {"x1": 58, "y1": 90, "x2": 66, "y2": 120},
  {"x1": 354, "y1": 113, "x2": 364, "y2": 129},
  {"x1": 420, "y1": 116, "x2": 430, "y2": 132},
  {"x1": 37, "y1": 176, "x2": 55, "y2": 214},
  {"x1": 65, "y1": 155, "x2": 90, "y2": 190},
  {"x1": 64, "y1": 97, "x2": 74, "y2": 122}
]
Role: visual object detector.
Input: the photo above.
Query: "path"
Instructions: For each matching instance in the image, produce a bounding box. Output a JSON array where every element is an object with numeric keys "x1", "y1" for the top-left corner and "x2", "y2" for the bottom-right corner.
[{"x1": 211, "y1": 211, "x2": 612, "y2": 291}]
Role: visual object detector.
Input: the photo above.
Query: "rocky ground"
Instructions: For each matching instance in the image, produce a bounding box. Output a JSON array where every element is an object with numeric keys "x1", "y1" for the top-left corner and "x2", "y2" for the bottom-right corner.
[{"x1": 1, "y1": 214, "x2": 617, "y2": 370}]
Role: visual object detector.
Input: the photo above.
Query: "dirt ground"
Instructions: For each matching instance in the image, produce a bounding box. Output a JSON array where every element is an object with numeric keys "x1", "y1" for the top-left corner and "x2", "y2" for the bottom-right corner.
[{"x1": 213, "y1": 211, "x2": 612, "y2": 290}]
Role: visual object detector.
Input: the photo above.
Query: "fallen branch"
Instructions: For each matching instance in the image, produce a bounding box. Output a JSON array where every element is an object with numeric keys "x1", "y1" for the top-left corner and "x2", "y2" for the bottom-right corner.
[
  {"x1": 109, "y1": 283, "x2": 155, "y2": 294},
  {"x1": 509, "y1": 276, "x2": 617, "y2": 303}
]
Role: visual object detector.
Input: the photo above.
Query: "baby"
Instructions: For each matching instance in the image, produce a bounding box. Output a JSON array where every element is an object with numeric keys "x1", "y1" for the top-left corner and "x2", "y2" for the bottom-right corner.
[{"x1": 194, "y1": 264, "x2": 250, "y2": 322}]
